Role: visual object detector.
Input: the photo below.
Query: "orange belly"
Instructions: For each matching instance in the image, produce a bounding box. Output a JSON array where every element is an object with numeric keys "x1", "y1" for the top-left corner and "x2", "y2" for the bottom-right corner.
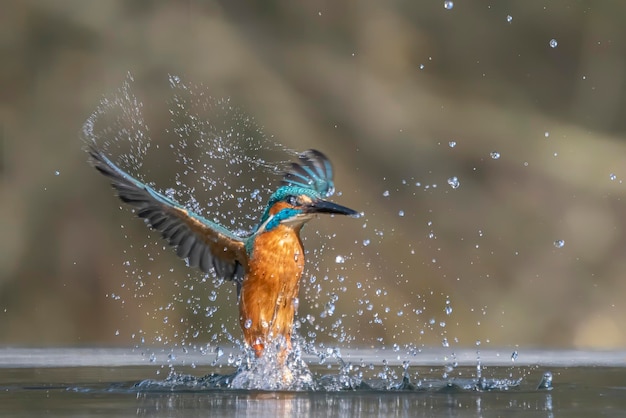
[{"x1": 239, "y1": 225, "x2": 305, "y2": 357}]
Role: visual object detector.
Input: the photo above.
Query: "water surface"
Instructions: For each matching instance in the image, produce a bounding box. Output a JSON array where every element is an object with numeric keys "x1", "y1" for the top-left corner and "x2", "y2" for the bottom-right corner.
[{"x1": 1, "y1": 348, "x2": 625, "y2": 417}]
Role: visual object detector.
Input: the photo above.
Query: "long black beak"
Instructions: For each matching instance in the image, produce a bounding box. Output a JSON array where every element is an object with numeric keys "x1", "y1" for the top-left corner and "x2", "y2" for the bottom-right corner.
[{"x1": 305, "y1": 199, "x2": 360, "y2": 217}]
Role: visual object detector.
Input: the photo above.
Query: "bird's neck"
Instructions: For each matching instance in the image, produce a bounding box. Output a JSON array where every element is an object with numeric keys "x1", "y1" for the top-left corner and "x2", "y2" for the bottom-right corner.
[{"x1": 246, "y1": 222, "x2": 305, "y2": 256}]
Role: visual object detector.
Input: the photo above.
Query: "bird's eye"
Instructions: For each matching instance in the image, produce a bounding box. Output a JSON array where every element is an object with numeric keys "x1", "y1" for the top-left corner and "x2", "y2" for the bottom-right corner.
[{"x1": 286, "y1": 195, "x2": 299, "y2": 206}]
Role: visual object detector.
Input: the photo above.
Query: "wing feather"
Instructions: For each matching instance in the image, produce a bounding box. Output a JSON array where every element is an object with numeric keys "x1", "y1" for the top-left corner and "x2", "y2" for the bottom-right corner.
[
  {"x1": 281, "y1": 149, "x2": 335, "y2": 197},
  {"x1": 87, "y1": 143, "x2": 248, "y2": 282}
]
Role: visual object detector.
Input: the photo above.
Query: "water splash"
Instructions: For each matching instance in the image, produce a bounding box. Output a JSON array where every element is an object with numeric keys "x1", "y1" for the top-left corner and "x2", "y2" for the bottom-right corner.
[
  {"x1": 230, "y1": 347, "x2": 314, "y2": 390},
  {"x1": 537, "y1": 371, "x2": 553, "y2": 390},
  {"x1": 131, "y1": 357, "x2": 527, "y2": 392},
  {"x1": 84, "y1": 74, "x2": 531, "y2": 393},
  {"x1": 132, "y1": 351, "x2": 528, "y2": 393}
]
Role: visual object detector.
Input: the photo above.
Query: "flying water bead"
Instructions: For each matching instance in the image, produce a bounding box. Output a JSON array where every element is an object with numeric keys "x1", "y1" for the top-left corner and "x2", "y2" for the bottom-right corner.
[{"x1": 447, "y1": 176, "x2": 460, "y2": 189}]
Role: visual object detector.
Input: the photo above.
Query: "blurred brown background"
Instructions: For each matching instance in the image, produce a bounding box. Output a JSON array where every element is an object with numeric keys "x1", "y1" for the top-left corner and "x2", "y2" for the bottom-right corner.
[{"x1": 2, "y1": 1, "x2": 626, "y2": 351}]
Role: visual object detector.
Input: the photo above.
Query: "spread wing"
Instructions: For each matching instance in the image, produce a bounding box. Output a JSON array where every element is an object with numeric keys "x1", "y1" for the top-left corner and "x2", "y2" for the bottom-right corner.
[
  {"x1": 281, "y1": 149, "x2": 335, "y2": 197},
  {"x1": 86, "y1": 143, "x2": 248, "y2": 282}
]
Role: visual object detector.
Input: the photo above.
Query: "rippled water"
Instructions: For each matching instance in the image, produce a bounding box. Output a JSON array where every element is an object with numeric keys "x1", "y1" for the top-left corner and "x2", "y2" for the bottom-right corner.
[{"x1": 1, "y1": 348, "x2": 625, "y2": 417}]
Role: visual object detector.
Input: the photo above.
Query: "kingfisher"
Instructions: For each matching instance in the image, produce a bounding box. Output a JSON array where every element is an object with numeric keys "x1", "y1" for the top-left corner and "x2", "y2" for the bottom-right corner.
[{"x1": 87, "y1": 143, "x2": 358, "y2": 358}]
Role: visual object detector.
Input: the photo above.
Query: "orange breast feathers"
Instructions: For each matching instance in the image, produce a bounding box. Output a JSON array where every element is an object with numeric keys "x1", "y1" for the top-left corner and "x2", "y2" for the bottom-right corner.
[{"x1": 238, "y1": 222, "x2": 305, "y2": 357}]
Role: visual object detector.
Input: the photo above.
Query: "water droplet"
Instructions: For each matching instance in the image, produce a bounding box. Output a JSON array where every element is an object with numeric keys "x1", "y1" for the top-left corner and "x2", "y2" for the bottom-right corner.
[
  {"x1": 362, "y1": 239, "x2": 370, "y2": 246},
  {"x1": 554, "y1": 239, "x2": 565, "y2": 248},
  {"x1": 549, "y1": 38, "x2": 558, "y2": 48},
  {"x1": 506, "y1": 15, "x2": 513, "y2": 23},
  {"x1": 544, "y1": 131, "x2": 550, "y2": 138},
  {"x1": 54, "y1": 170, "x2": 60, "y2": 176},
  {"x1": 610, "y1": 173, "x2": 617, "y2": 181},
  {"x1": 442, "y1": 338, "x2": 450, "y2": 348},
  {"x1": 445, "y1": 305, "x2": 453, "y2": 315},
  {"x1": 244, "y1": 319, "x2": 252, "y2": 329},
  {"x1": 169, "y1": 74, "x2": 181, "y2": 86},
  {"x1": 444, "y1": 0, "x2": 454, "y2": 10},
  {"x1": 398, "y1": 210, "x2": 405, "y2": 217},
  {"x1": 447, "y1": 176, "x2": 460, "y2": 189},
  {"x1": 511, "y1": 351, "x2": 518, "y2": 362},
  {"x1": 537, "y1": 371, "x2": 553, "y2": 390},
  {"x1": 490, "y1": 151, "x2": 500, "y2": 159},
  {"x1": 114, "y1": 330, "x2": 120, "y2": 336},
  {"x1": 448, "y1": 141, "x2": 456, "y2": 148},
  {"x1": 324, "y1": 302, "x2": 336, "y2": 316},
  {"x1": 335, "y1": 255, "x2": 345, "y2": 264},
  {"x1": 382, "y1": 190, "x2": 390, "y2": 197}
]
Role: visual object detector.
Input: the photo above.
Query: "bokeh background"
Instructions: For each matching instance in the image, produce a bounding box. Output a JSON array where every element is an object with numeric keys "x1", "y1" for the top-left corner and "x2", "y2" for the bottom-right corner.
[{"x1": 3, "y1": 1, "x2": 626, "y2": 352}]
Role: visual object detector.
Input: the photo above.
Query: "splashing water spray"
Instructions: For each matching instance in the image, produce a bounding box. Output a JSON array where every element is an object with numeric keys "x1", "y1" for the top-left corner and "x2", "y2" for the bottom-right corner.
[{"x1": 84, "y1": 74, "x2": 540, "y2": 391}]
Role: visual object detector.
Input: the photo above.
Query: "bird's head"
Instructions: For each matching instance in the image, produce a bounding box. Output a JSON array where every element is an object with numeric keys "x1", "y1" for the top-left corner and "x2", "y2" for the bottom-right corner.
[{"x1": 258, "y1": 150, "x2": 359, "y2": 232}]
